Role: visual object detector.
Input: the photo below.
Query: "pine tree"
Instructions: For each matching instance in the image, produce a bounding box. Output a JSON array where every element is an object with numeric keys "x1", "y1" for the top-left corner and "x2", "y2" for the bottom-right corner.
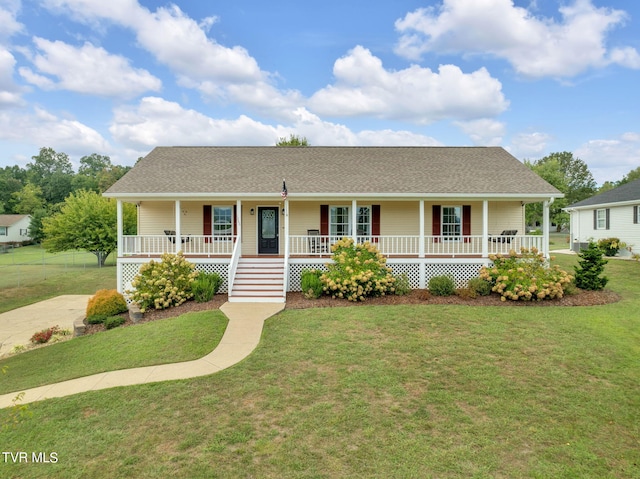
[{"x1": 574, "y1": 242, "x2": 608, "y2": 290}]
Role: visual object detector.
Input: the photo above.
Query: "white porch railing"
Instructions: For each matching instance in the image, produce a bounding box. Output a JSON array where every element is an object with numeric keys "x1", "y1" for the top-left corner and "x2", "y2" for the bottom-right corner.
[
  {"x1": 122, "y1": 234, "x2": 544, "y2": 257},
  {"x1": 288, "y1": 234, "x2": 544, "y2": 257},
  {"x1": 122, "y1": 235, "x2": 235, "y2": 256}
]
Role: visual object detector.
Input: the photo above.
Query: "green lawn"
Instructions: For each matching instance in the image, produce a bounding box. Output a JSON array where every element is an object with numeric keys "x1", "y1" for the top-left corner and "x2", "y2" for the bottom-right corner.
[
  {"x1": 1, "y1": 255, "x2": 638, "y2": 478},
  {"x1": 0, "y1": 245, "x2": 117, "y2": 313},
  {"x1": 0, "y1": 311, "x2": 228, "y2": 394}
]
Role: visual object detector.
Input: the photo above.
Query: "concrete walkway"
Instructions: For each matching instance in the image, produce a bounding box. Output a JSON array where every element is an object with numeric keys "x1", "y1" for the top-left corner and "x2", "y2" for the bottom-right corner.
[
  {"x1": 0, "y1": 301, "x2": 284, "y2": 408},
  {"x1": 0, "y1": 295, "x2": 91, "y2": 357}
]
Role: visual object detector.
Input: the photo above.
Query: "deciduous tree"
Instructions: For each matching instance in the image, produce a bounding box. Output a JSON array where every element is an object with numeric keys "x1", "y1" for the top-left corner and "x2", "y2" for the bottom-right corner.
[{"x1": 42, "y1": 190, "x2": 136, "y2": 266}]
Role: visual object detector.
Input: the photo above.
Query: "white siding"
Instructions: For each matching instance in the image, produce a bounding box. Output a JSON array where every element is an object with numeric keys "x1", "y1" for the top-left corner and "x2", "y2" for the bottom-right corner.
[{"x1": 572, "y1": 204, "x2": 640, "y2": 255}]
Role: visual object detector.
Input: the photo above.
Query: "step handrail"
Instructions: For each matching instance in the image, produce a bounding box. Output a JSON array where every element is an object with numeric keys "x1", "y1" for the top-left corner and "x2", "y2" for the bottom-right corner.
[{"x1": 227, "y1": 237, "x2": 241, "y2": 296}]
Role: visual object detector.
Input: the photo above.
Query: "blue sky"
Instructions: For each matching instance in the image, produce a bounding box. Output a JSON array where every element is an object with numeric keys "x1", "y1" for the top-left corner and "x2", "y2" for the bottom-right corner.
[{"x1": 1, "y1": 0, "x2": 639, "y2": 185}]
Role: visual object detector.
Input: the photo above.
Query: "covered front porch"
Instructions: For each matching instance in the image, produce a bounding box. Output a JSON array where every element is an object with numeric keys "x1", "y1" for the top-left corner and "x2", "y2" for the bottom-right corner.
[{"x1": 114, "y1": 197, "x2": 555, "y2": 299}]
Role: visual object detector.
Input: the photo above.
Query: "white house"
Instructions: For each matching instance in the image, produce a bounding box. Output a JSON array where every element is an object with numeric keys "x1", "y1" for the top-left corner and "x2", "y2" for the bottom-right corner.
[
  {"x1": 0, "y1": 214, "x2": 32, "y2": 245},
  {"x1": 104, "y1": 146, "x2": 562, "y2": 302},
  {"x1": 566, "y1": 178, "x2": 640, "y2": 255}
]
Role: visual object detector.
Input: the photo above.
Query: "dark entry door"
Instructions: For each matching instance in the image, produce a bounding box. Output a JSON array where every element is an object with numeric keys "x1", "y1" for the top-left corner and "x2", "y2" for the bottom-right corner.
[{"x1": 258, "y1": 207, "x2": 279, "y2": 254}]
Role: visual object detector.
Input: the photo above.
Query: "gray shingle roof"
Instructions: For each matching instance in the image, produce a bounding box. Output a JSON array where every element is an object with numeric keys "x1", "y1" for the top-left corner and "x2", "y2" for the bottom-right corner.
[
  {"x1": 568, "y1": 178, "x2": 640, "y2": 208},
  {"x1": 0, "y1": 214, "x2": 30, "y2": 227},
  {"x1": 104, "y1": 146, "x2": 561, "y2": 198}
]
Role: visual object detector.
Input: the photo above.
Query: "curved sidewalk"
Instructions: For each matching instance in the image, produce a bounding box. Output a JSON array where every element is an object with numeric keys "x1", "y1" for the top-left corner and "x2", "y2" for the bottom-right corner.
[{"x1": 0, "y1": 302, "x2": 284, "y2": 409}]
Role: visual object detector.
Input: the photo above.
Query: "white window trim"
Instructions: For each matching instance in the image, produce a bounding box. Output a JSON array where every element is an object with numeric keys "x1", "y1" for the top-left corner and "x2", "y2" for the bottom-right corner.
[
  {"x1": 596, "y1": 208, "x2": 607, "y2": 230},
  {"x1": 329, "y1": 205, "x2": 372, "y2": 238},
  {"x1": 0, "y1": 226, "x2": 7, "y2": 236},
  {"x1": 441, "y1": 205, "x2": 462, "y2": 240},
  {"x1": 212, "y1": 205, "x2": 234, "y2": 236}
]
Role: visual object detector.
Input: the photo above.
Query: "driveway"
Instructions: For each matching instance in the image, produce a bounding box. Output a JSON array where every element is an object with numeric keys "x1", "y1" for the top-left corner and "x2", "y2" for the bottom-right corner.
[{"x1": 0, "y1": 295, "x2": 90, "y2": 357}]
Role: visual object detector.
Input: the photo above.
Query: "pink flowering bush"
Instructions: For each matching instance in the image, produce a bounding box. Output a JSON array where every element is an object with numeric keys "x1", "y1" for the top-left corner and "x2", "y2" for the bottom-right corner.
[
  {"x1": 320, "y1": 238, "x2": 396, "y2": 301},
  {"x1": 479, "y1": 247, "x2": 573, "y2": 301}
]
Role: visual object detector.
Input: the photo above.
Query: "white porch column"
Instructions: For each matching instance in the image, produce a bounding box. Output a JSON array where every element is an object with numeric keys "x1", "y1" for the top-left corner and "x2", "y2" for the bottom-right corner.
[
  {"x1": 116, "y1": 199, "x2": 123, "y2": 257},
  {"x1": 283, "y1": 199, "x2": 289, "y2": 256},
  {"x1": 419, "y1": 200, "x2": 425, "y2": 258},
  {"x1": 352, "y1": 199, "x2": 358, "y2": 243},
  {"x1": 175, "y1": 200, "x2": 181, "y2": 254},
  {"x1": 543, "y1": 198, "x2": 552, "y2": 259},
  {"x1": 482, "y1": 200, "x2": 488, "y2": 257},
  {"x1": 236, "y1": 199, "x2": 242, "y2": 243},
  {"x1": 419, "y1": 199, "x2": 426, "y2": 289}
]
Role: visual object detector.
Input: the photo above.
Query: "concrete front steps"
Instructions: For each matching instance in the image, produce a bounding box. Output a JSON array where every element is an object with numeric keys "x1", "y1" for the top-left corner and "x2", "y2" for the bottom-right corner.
[{"x1": 228, "y1": 257, "x2": 285, "y2": 303}]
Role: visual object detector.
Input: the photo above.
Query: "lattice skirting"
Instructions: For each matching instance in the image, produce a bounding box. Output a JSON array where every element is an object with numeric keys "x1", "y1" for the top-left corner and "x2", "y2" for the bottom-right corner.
[
  {"x1": 287, "y1": 258, "x2": 489, "y2": 291},
  {"x1": 118, "y1": 258, "x2": 231, "y2": 295}
]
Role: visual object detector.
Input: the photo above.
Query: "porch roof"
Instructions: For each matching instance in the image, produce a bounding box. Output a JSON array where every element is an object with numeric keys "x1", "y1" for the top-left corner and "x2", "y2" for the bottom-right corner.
[{"x1": 105, "y1": 146, "x2": 562, "y2": 200}]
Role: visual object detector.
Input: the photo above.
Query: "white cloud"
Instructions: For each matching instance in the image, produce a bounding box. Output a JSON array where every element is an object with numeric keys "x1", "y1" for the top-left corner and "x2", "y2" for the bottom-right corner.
[
  {"x1": 575, "y1": 134, "x2": 640, "y2": 184},
  {"x1": 43, "y1": 1, "x2": 264, "y2": 86},
  {"x1": 110, "y1": 99, "x2": 443, "y2": 153},
  {"x1": 0, "y1": 48, "x2": 24, "y2": 107},
  {"x1": 0, "y1": 0, "x2": 23, "y2": 41},
  {"x1": 0, "y1": 106, "x2": 111, "y2": 155},
  {"x1": 394, "y1": 0, "x2": 639, "y2": 78},
  {"x1": 109, "y1": 97, "x2": 280, "y2": 149},
  {"x1": 308, "y1": 46, "x2": 508, "y2": 123},
  {"x1": 509, "y1": 131, "x2": 552, "y2": 158},
  {"x1": 454, "y1": 119, "x2": 506, "y2": 146},
  {"x1": 19, "y1": 37, "x2": 161, "y2": 98}
]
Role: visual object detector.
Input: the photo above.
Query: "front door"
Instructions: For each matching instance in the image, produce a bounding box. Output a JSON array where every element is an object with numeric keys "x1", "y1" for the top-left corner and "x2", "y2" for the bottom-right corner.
[{"x1": 258, "y1": 207, "x2": 279, "y2": 254}]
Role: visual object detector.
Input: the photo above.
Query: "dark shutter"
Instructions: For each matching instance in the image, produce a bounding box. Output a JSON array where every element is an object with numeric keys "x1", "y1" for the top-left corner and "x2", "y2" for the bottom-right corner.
[
  {"x1": 593, "y1": 210, "x2": 597, "y2": 230},
  {"x1": 634, "y1": 206, "x2": 638, "y2": 224},
  {"x1": 606, "y1": 208, "x2": 610, "y2": 230},
  {"x1": 204, "y1": 205, "x2": 212, "y2": 244},
  {"x1": 462, "y1": 205, "x2": 471, "y2": 242},
  {"x1": 233, "y1": 205, "x2": 238, "y2": 242},
  {"x1": 432, "y1": 205, "x2": 441, "y2": 243},
  {"x1": 320, "y1": 205, "x2": 329, "y2": 236},
  {"x1": 371, "y1": 205, "x2": 381, "y2": 242}
]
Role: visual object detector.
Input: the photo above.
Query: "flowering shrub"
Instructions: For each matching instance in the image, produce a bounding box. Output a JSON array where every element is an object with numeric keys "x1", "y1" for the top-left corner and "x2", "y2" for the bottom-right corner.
[
  {"x1": 86, "y1": 289, "x2": 128, "y2": 322},
  {"x1": 127, "y1": 252, "x2": 199, "y2": 312},
  {"x1": 320, "y1": 238, "x2": 395, "y2": 301},
  {"x1": 30, "y1": 326, "x2": 62, "y2": 344},
  {"x1": 479, "y1": 247, "x2": 573, "y2": 301},
  {"x1": 597, "y1": 237, "x2": 625, "y2": 256}
]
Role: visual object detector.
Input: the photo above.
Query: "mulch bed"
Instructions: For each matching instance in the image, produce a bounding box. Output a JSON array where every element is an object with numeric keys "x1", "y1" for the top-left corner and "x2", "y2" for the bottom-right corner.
[{"x1": 82, "y1": 288, "x2": 621, "y2": 335}]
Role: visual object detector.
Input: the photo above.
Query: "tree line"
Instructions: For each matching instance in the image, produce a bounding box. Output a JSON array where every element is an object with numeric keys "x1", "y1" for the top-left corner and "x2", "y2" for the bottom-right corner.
[
  {"x1": 525, "y1": 151, "x2": 640, "y2": 231},
  {"x1": 0, "y1": 147, "x2": 132, "y2": 242}
]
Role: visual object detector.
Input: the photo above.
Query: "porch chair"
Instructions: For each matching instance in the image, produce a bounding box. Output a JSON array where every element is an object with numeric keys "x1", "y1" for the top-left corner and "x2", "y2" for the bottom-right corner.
[
  {"x1": 307, "y1": 229, "x2": 324, "y2": 253},
  {"x1": 164, "y1": 230, "x2": 190, "y2": 244},
  {"x1": 490, "y1": 230, "x2": 518, "y2": 244}
]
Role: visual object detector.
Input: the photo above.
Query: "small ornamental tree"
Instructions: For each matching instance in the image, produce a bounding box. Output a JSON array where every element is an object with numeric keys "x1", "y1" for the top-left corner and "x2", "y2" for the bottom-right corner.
[
  {"x1": 574, "y1": 242, "x2": 608, "y2": 290},
  {"x1": 320, "y1": 238, "x2": 395, "y2": 301}
]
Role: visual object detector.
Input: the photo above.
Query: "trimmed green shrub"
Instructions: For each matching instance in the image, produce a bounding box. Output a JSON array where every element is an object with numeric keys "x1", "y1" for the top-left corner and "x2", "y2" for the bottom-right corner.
[
  {"x1": 86, "y1": 289, "x2": 128, "y2": 322},
  {"x1": 467, "y1": 277, "x2": 492, "y2": 297},
  {"x1": 301, "y1": 269, "x2": 323, "y2": 299},
  {"x1": 480, "y1": 247, "x2": 573, "y2": 301},
  {"x1": 192, "y1": 272, "x2": 223, "y2": 303},
  {"x1": 87, "y1": 314, "x2": 107, "y2": 325},
  {"x1": 127, "y1": 252, "x2": 199, "y2": 312},
  {"x1": 394, "y1": 273, "x2": 411, "y2": 296},
  {"x1": 574, "y1": 242, "x2": 608, "y2": 290},
  {"x1": 428, "y1": 275, "x2": 455, "y2": 296},
  {"x1": 320, "y1": 238, "x2": 396, "y2": 301},
  {"x1": 104, "y1": 316, "x2": 126, "y2": 330}
]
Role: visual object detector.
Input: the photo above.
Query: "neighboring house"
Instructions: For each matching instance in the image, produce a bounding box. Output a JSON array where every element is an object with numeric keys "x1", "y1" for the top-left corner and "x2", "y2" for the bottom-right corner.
[
  {"x1": 104, "y1": 146, "x2": 562, "y2": 302},
  {"x1": 565, "y1": 178, "x2": 640, "y2": 255},
  {"x1": 0, "y1": 214, "x2": 32, "y2": 245}
]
